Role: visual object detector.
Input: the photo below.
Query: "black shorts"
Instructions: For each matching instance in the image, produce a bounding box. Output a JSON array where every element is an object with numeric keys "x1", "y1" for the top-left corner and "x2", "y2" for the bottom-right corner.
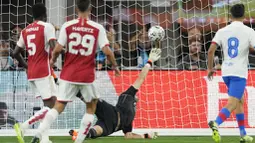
[{"x1": 95, "y1": 100, "x2": 118, "y2": 136}]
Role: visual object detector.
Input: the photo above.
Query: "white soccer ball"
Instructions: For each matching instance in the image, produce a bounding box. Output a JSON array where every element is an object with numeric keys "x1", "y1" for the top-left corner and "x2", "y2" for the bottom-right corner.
[{"x1": 148, "y1": 25, "x2": 165, "y2": 41}]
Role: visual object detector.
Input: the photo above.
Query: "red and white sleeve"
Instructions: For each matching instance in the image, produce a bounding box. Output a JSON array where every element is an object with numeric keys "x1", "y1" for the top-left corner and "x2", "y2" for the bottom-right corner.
[
  {"x1": 57, "y1": 23, "x2": 67, "y2": 46},
  {"x1": 98, "y1": 25, "x2": 110, "y2": 49},
  {"x1": 45, "y1": 23, "x2": 56, "y2": 42},
  {"x1": 16, "y1": 32, "x2": 25, "y2": 48}
]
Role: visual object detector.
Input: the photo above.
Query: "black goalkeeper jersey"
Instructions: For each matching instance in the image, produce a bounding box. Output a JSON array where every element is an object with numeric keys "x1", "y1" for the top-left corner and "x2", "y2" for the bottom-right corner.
[{"x1": 95, "y1": 86, "x2": 138, "y2": 136}]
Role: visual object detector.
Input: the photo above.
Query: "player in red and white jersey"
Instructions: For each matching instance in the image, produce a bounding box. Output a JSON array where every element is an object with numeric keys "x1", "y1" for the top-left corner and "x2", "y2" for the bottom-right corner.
[
  {"x1": 12, "y1": 3, "x2": 57, "y2": 143},
  {"x1": 30, "y1": 0, "x2": 120, "y2": 143}
]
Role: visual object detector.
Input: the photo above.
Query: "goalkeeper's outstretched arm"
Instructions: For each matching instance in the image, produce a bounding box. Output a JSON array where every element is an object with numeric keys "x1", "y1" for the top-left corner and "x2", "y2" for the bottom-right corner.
[{"x1": 132, "y1": 42, "x2": 161, "y2": 90}]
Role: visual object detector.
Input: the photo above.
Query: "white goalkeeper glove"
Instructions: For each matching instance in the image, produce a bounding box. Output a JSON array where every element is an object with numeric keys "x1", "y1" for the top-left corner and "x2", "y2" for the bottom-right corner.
[
  {"x1": 144, "y1": 132, "x2": 158, "y2": 139},
  {"x1": 148, "y1": 48, "x2": 162, "y2": 62}
]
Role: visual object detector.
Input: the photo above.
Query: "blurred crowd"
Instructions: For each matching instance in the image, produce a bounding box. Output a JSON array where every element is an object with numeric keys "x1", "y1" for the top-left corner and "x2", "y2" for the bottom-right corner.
[{"x1": 1, "y1": 22, "x2": 255, "y2": 71}]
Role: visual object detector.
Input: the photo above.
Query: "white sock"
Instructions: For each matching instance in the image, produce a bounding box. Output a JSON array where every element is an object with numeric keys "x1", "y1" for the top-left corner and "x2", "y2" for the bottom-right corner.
[
  {"x1": 21, "y1": 107, "x2": 50, "y2": 130},
  {"x1": 75, "y1": 113, "x2": 94, "y2": 143},
  {"x1": 40, "y1": 120, "x2": 50, "y2": 142},
  {"x1": 35, "y1": 108, "x2": 59, "y2": 139}
]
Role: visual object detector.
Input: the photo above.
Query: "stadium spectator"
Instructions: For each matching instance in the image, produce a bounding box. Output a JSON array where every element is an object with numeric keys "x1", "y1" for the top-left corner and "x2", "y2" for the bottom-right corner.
[
  {"x1": 0, "y1": 102, "x2": 18, "y2": 128},
  {"x1": 9, "y1": 25, "x2": 25, "y2": 69},
  {"x1": 0, "y1": 40, "x2": 16, "y2": 70},
  {"x1": 10, "y1": 26, "x2": 22, "y2": 47},
  {"x1": 96, "y1": 24, "x2": 121, "y2": 70},
  {"x1": 129, "y1": 23, "x2": 151, "y2": 67},
  {"x1": 188, "y1": 27, "x2": 202, "y2": 42},
  {"x1": 177, "y1": 39, "x2": 207, "y2": 70}
]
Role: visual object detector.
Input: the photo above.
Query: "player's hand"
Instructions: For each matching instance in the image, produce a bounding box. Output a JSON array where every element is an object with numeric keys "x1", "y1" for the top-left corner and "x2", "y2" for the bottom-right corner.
[
  {"x1": 207, "y1": 69, "x2": 215, "y2": 81},
  {"x1": 50, "y1": 59, "x2": 56, "y2": 67},
  {"x1": 114, "y1": 66, "x2": 121, "y2": 76},
  {"x1": 143, "y1": 132, "x2": 158, "y2": 139},
  {"x1": 148, "y1": 48, "x2": 161, "y2": 62}
]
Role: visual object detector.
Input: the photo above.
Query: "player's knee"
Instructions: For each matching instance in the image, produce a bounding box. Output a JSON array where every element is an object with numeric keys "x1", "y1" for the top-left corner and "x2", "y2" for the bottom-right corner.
[
  {"x1": 54, "y1": 101, "x2": 67, "y2": 113},
  {"x1": 87, "y1": 128, "x2": 98, "y2": 139},
  {"x1": 86, "y1": 99, "x2": 98, "y2": 114},
  {"x1": 43, "y1": 96, "x2": 56, "y2": 108},
  {"x1": 226, "y1": 97, "x2": 239, "y2": 111}
]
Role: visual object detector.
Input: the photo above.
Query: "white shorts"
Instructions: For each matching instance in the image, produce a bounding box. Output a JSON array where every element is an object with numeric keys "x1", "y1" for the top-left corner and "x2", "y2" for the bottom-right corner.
[
  {"x1": 57, "y1": 80, "x2": 99, "y2": 102},
  {"x1": 30, "y1": 76, "x2": 57, "y2": 100}
]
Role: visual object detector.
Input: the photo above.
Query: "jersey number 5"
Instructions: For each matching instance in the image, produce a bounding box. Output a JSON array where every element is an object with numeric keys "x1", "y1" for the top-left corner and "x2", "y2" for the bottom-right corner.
[
  {"x1": 68, "y1": 33, "x2": 95, "y2": 56},
  {"x1": 228, "y1": 37, "x2": 239, "y2": 58},
  {"x1": 27, "y1": 34, "x2": 36, "y2": 56}
]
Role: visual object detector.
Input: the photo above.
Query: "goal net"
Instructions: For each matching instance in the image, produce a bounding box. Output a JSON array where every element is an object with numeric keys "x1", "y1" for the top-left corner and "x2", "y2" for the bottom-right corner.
[{"x1": 1, "y1": 0, "x2": 255, "y2": 136}]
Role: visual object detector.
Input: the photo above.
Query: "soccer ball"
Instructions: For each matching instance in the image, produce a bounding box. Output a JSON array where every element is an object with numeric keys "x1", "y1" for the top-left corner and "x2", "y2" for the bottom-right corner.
[{"x1": 148, "y1": 25, "x2": 165, "y2": 41}]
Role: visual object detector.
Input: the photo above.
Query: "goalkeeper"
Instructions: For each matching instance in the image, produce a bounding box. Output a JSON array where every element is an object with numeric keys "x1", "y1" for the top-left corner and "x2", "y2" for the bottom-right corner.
[{"x1": 71, "y1": 46, "x2": 161, "y2": 140}]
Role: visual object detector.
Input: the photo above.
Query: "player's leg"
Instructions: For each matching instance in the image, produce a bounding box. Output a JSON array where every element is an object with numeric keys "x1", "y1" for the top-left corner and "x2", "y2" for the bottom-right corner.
[
  {"x1": 86, "y1": 120, "x2": 111, "y2": 139},
  {"x1": 15, "y1": 77, "x2": 57, "y2": 143},
  {"x1": 75, "y1": 84, "x2": 99, "y2": 143},
  {"x1": 235, "y1": 98, "x2": 253, "y2": 142},
  {"x1": 209, "y1": 76, "x2": 246, "y2": 143},
  {"x1": 30, "y1": 80, "x2": 78, "y2": 143},
  {"x1": 215, "y1": 77, "x2": 246, "y2": 125}
]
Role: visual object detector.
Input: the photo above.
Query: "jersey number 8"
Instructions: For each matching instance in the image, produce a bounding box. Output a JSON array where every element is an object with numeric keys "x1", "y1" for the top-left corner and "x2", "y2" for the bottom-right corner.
[
  {"x1": 228, "y1": 37, "x2": 239, "y2": 58},
  {"x1": 68, "y1": 32, "x2": 95, "y2": 56}
]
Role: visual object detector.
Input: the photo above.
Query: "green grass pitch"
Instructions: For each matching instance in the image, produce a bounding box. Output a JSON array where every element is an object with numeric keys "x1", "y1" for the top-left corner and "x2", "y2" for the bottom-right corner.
[{"x1": 0, "y1": 136, "x2": 246, "y2": 143}]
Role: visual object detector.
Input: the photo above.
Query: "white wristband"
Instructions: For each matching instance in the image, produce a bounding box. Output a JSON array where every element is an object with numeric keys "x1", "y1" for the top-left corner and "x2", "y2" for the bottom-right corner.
[{"x1": 145, "y1": 63, "x2": 151, "y2": 68}]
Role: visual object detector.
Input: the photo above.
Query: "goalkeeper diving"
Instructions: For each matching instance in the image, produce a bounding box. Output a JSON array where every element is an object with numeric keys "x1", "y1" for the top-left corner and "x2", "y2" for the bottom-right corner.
[{"x1": 70, "y1": 44, "x2": 161, "y2": 140}]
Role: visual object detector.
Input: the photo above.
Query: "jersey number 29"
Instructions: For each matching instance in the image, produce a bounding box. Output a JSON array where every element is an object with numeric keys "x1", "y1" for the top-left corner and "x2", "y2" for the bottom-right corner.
[
  {"x1": 228, "y1": 37, "x2": 239, "y2": 58},
  {"x1": 68, "y1": 32, "x2": 95, "y2": 56}
]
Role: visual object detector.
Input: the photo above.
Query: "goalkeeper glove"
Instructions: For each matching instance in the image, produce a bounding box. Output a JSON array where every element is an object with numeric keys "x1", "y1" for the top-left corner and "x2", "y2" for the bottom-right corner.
[
  {"x1": 148, "y1": 48, "x2": 162, "y2": 63},
  {"x1": 144, "y1": 132, "x2": 158, "y2": 139}
]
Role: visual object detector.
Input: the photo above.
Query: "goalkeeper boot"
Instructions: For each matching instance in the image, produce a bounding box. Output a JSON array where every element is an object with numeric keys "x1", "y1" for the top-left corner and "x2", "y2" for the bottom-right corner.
[
  {"x1": 30, "y1": 136, "x2": 40, "y2": 143},
  {"x1": 208, "y1": 121, "x2": 221, "y2": 143},
  {"x1": 240, "y1": 135, "x2": 253, "y2": 143},
  {"x1": 14, "y1": 123, "x2": 25, "y2": 143}
]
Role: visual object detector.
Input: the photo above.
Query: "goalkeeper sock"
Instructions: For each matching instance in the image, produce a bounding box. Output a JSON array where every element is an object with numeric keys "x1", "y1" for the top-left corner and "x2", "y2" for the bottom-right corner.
[
  {"x1": 35, "y1": 108, "x2": 59, "y2": 139},
  {"x1": 215, "y1": 108, "x2": 231, "y2": 126},
  {"x1": 236, "y1": 113, "x2": 247, "y2": 137},
  {"x1": 86, "y1": 128, "x2": 97, "y2": 139},
  {"x1": 21, "y1": 106, "x2": 50, "y2": 130},
  {"x1": 75, "y1": 113, "x2": 94, "y2": 143}
]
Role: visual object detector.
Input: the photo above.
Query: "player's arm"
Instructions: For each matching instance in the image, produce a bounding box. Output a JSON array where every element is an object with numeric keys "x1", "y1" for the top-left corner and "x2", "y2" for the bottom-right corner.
[
  {"x1": 49, "y1": 40, "x2": 57, "y2": 49},
  {"x1": 249, "y1": 29, "x2": 255, "y2": 55},
  {"x1": 124, "y1": 132, "x2": 157, "y2": 139},
  {"x1": 13, "y1": 33, "x2": 27, "y2": 69},
  {"x1": 50, "y1": 43, "x2": 63, "y2": 67},
  {"x1": 124, "y1": 132, "x2": 144, "y2": 139},
  {"x1": 50, "y1": 24, "x2": 66, "y2": 67},
  {"x1": 132, "y1": 42, "x2": 161, "y2": 90},
  {"x1": 207, "y1": 43, "x2": 217, "y2": 71},
  {"x1": 207, "y1": 31, "x2": 221, "y2": 80},
  {"x1": 99, "y1": 25, "x2": 120, "y2": 76},
  {"x1": 123, "y1": 124, "x2": 157, "y2": 139},
  {"x1": 101, "y1": 46, "x2": 118, "y2": 67}
]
